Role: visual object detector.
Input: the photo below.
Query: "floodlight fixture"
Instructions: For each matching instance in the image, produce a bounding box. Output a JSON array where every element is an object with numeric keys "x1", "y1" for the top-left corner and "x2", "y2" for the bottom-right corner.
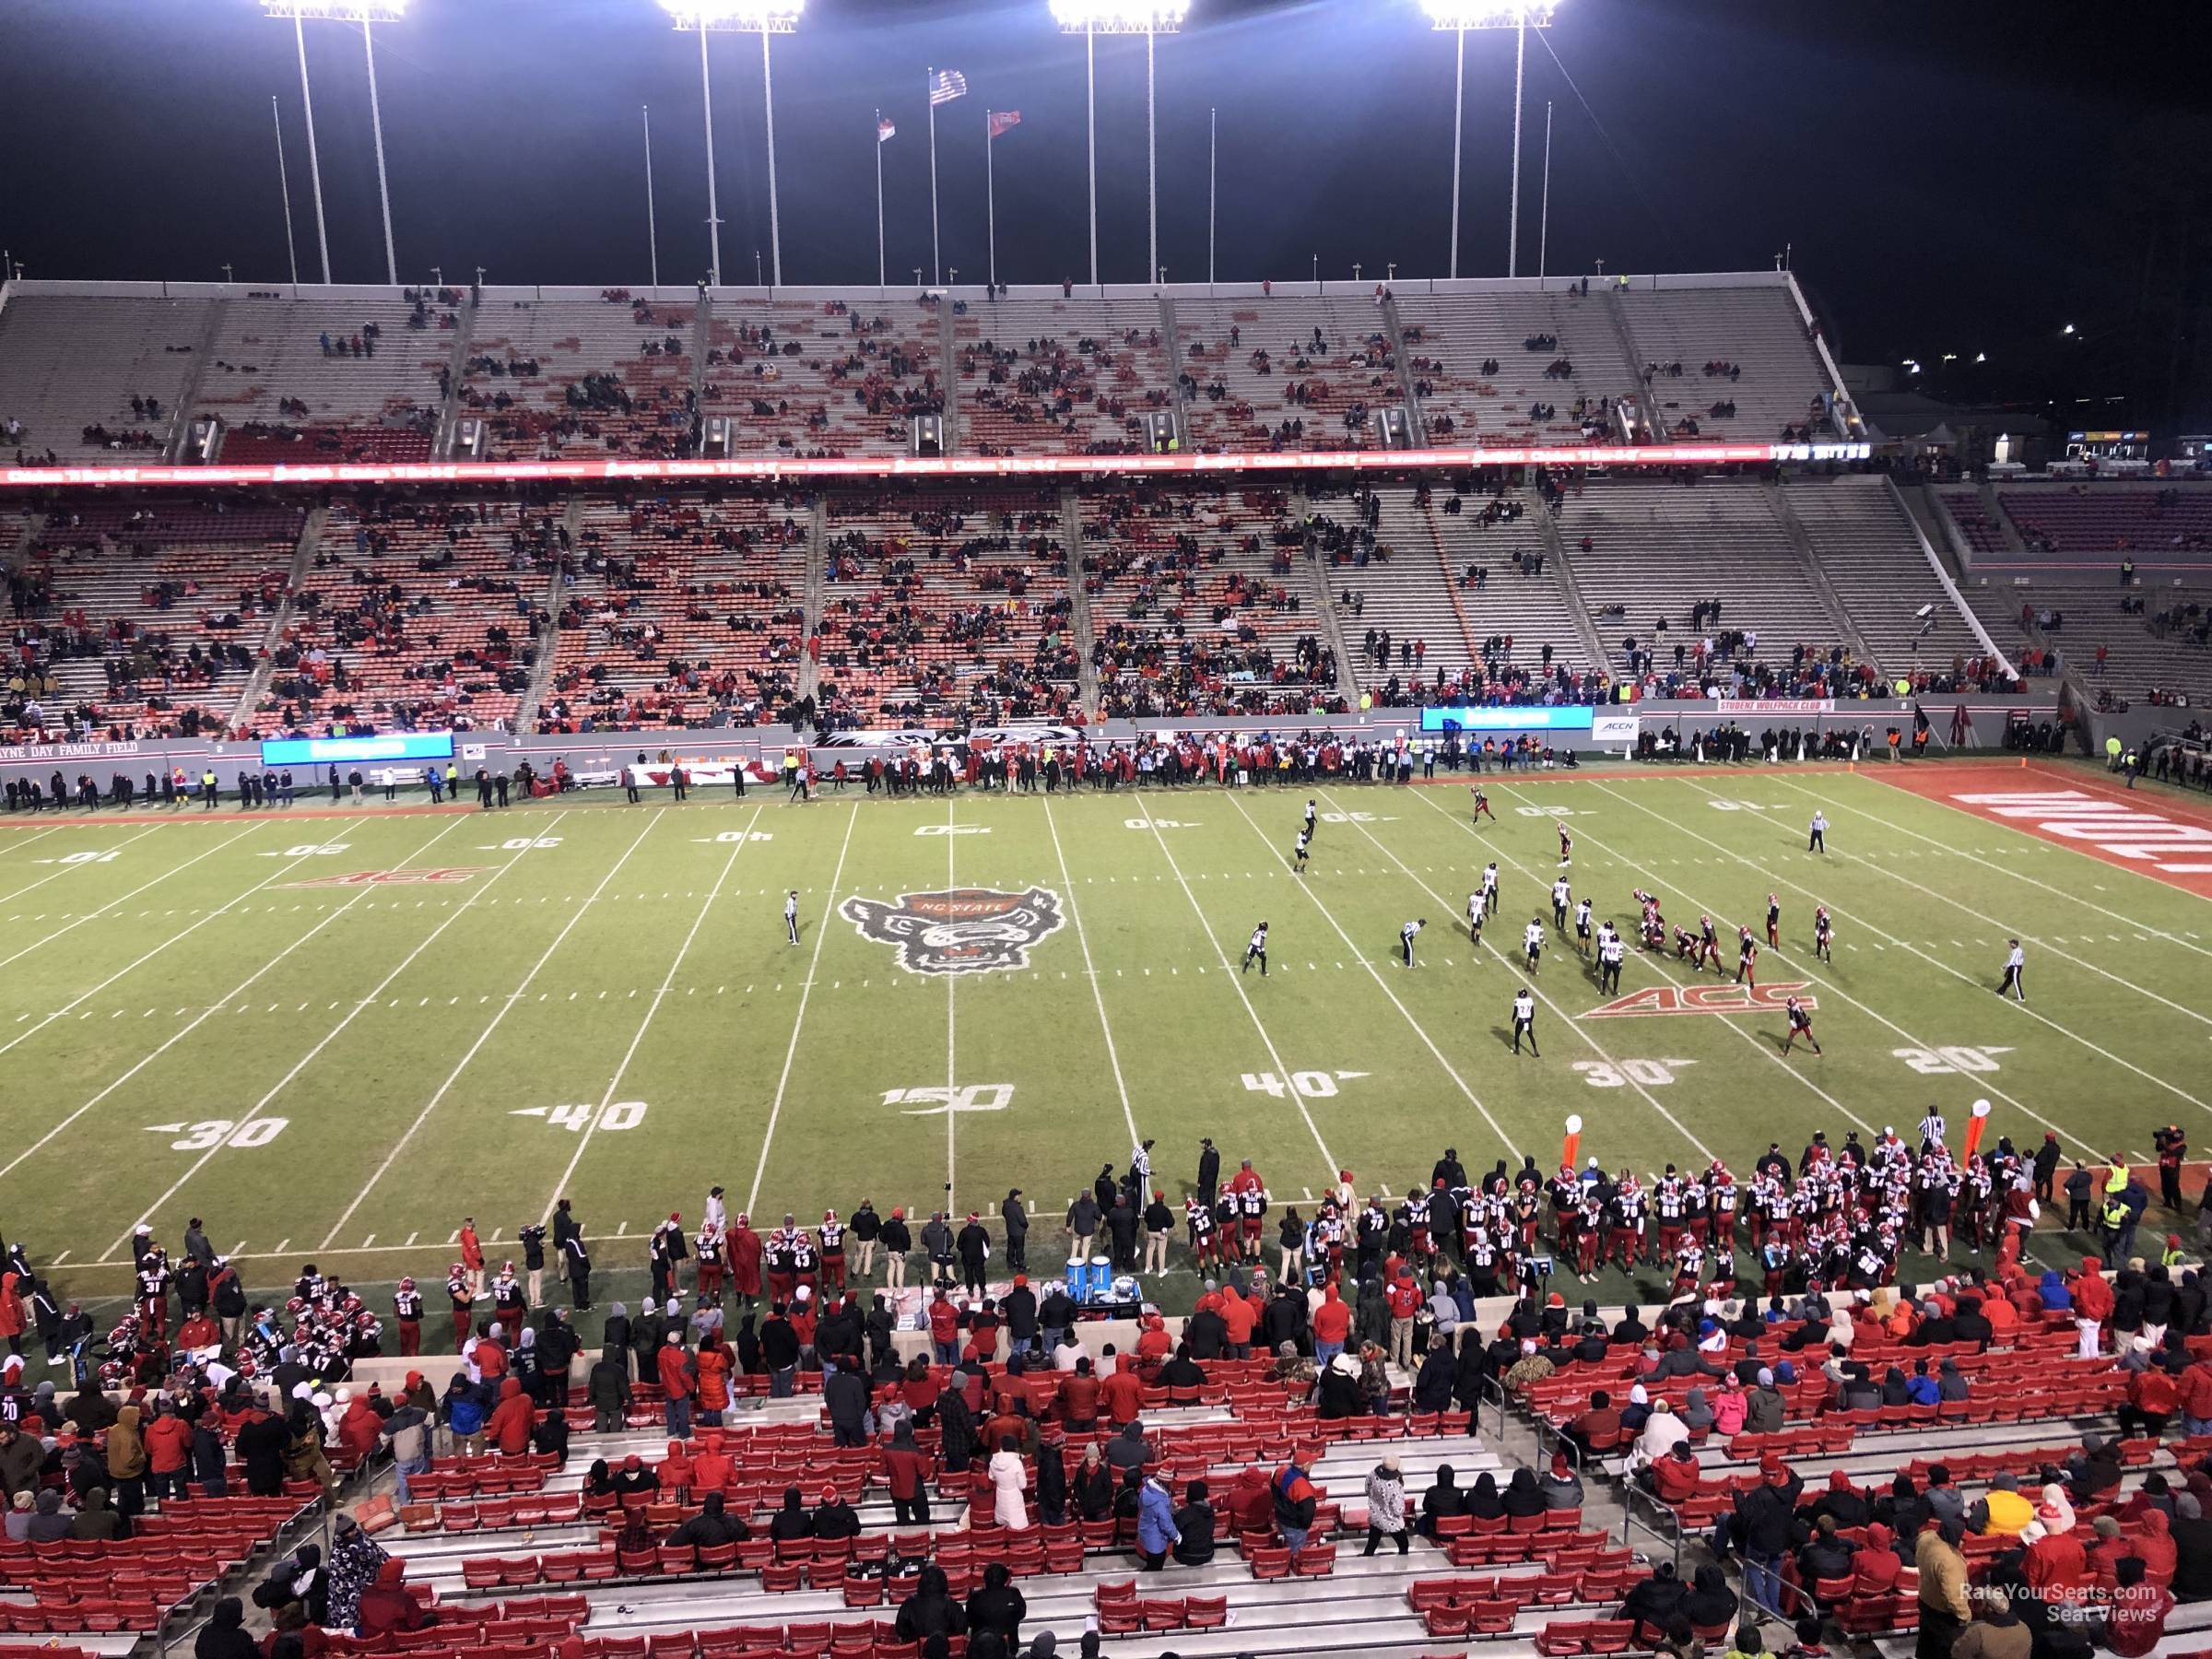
[
  {"x1": 260, "y1": 0, "x2": 405, "y2": 18},
  {"x1": 2062, "y1": 324, "x2": 2077, "y2": 335},
  {"x1": 1053, "y1": 0, "x2": 1185, "y2": 287},
  {"x1": 1420, "y1": 0, "x2": 1554, "y2": 29},
  {"x1": 1051, "y1": 0, "x2": 1187, "y2": 35},
  {"x1": 660, "y1": 0, "x2": 803, "y2": 35},
  {"x1": 660, "y1": 0, "x2": 801, "y2": 287},
  {"x1": 262, "y1": 0, "x2": 406, "y2": 285}
]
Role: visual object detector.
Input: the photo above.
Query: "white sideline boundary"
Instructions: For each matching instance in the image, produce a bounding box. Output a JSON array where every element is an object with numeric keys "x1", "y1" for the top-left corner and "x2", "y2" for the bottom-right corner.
[
  {"x1": 1592, "y1": 780, "x2": 2212, "y2": 1127},
  {"x1": 1042, "y1": 793, "x2": 1143, "y2": 1155},
  {"x1": 542, "y1": 805, "x2": 765, "y2": 1220},
  {"x1": 0, "y1": 823, "x2": 229, "y2": 972},
  {"x1": 1217, "y1": 790, "x2": 1516, "y2": 1158},
  {"x1": 0, "y1": 816, "x2": 474, "y2": 1195},
  {"x1": 745, "y1": 800, "x2": 861, "y2": 1215},
  {"x1": 1764, "y1": 773, "x2": 2212, "y2": 994},
  {"x1": 312, "y1": 810, "x2": 663, "y2": 1251},
  {"x1": 1132, "y1": 790, "x2": 1340, "y2": 1180}
]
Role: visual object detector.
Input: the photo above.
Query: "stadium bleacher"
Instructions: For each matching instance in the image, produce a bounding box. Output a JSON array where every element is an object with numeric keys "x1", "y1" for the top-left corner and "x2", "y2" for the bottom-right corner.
[
  {"x1": 537, "y1": 489, "x2": 808, "y2": 733},
  {"x1": 1174, "y1": 296, "x2": 1397, "y2": 453},
  {"x1": 194, "y1": 291, "x2": 454, "y2": 465},
  {"x1": 1394, "y1": 288, "x2": 1626, "y2": 447},
  {"x1": 701, "y1": 298, "x2": 943, "y2": 457},
  {"x1": 0, "y1": 294, "x2": 209, "y2": 465},
  {"x1": 462, "y1": 293, "x2": 695, "y2": 461},
  {"x1": 1612, "y1": 285, "x2": 1837, "y2": 441},
  {"x1": 954, "y1": 298, "x2": 1173, "y2": 457}
]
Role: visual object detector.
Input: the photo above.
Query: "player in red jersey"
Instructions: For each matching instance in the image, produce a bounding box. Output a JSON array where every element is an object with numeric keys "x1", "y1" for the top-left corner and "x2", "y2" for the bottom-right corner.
[
  {"x1": 1470, "y1": 784, "x2": 1496, "y2": 823},
  {"x1": 1736, "y1": 927, "x2": 1759, "y2": 988},
  {"x1": 1558, "y1": 822, "x2": 1572, "y2": 866},
  {"x1": 1781, "y1": 995, "x2": 1822, "y2": 1056}
]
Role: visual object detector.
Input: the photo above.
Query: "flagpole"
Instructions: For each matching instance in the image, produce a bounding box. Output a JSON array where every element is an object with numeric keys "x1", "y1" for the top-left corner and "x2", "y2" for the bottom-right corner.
[
  {"x1": 643, "y1": 104, "x2": 660, "y2": 291},
  {"x1": 986, "y1": 111, "x2": 997, "y2": 291},
  {"x1": 926, "y1": 66, "x2": 941, "y2": 285},
  {"x1": 875, "y1": 109, "x2": 887, "y2": 293},
  {"x1": 1207, "y1": 106, "x2": 1217, "y2": 288},
  {"x1": 1537, "y1": 100, "x2": 1553, "y2": 281},
  {"x1": 1145, "y1": 23, "x2": 1158, "y2": 284},
  {"x1": 1085, "y1": 23, "x2": 1098, "y2": 290}
]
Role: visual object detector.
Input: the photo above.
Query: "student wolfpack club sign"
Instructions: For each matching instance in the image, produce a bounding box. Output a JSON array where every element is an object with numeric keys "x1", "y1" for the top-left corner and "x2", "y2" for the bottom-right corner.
[
  {"x1": 841, "y1": 887, "x2": 1066, "y2": 976},
  {"x1": 1583, "y1": 982, "x2": 1817, "y2": 1018}
]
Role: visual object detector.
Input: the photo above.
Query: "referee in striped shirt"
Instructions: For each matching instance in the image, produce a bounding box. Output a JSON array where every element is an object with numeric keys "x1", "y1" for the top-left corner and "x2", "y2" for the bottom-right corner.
[{"x1": 1918, "y1": 1108, "x2": 1947, "y2": 1152}]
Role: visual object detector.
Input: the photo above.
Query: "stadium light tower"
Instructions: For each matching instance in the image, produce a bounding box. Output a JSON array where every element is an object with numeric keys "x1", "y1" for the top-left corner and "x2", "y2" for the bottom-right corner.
[
  {"x1": 1052, "y1": 0, "x2": 1189, "y2": 291},
  {"x1": 662, "y1": 0, "x2": 803, "y2": 290},
  {"x1": 261, "y1": 0, "x2": 407, "y2": 288},
  {"x1": 1420, "y1": 0, "x2": 1558, "y2": 280}
]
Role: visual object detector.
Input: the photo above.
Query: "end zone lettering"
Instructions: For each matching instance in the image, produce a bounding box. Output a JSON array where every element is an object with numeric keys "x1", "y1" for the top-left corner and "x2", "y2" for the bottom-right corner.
[
  {"x1": 281, "y1": 866, "x2": 494, "y2": 889},
  {"x1": 1583, "y1": 981, "x2": 1816, "y2": 1018}
]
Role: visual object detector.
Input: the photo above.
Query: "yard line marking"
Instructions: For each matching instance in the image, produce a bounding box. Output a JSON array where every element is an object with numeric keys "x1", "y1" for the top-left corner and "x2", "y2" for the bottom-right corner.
[
  {"x1": 316, "y1": 811, "x2": 663, "y2": 1250},
  {"x1": 0, "y1": 816, "x2": 475, "y2": 1187},
  {"x1": 405, "y1": 1232, "x2": 418, "y2": 1248},
  {"x1": 49, "y1": 1250, "x2": 68, "y2": 1267},
  {"x1": 1597, "y1": 782, "x2": 2212, "y2": 1125},
  {"x1": 104, "y1": 812, "x2": 574, "y2": 1256},
  {"x1": 360, "y1": 1234, "x2": 375, "y2": 1249},
  {"x1": 1771, "y1": 774, "x2": 2212, "y2": 990},
  {"x1": 946, "y1": 799, "x2": 959, "y2": 1208},
  {"x1": 1134, "y1": 793, "x2": 1339, "y2": 1176},
  {"x1": 1351, "y1": 790, "x2": 1724, "y2": 1159},
  {"x1": 542, "y1": 806, "x2": 763, "y2": 1218},
  {"x1": 746, "y1": 801, "x2": 862, "y2": 1215},
  {"x1": 0, "y1": 827, "x2": 64, "y2": 863},
  {"x1": 1043, "y1": 794, "x2": 1142, "y2": 1153},
  {"x1": 0, "y1": 825, "x2": 241, "y2": 976}
]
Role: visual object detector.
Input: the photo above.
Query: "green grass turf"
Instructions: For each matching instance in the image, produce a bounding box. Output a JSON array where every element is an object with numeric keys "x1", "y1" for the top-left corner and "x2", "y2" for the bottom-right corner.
[{"x1": 1, "y1": 758, "x2": 2206, "y2": 1340}]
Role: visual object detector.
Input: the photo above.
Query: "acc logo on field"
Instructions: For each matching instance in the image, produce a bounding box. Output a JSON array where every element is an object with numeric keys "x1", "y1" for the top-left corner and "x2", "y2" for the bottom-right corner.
[
  {"x1": 1583, "y1": 981, "x2": 1816, "y2": 1019},
  {"x1": 841, "y1": 887, "x2": 1065, "y2": 977},
  {"x1": 282, "y1": 865, "x2": 495, "y2": 889}
]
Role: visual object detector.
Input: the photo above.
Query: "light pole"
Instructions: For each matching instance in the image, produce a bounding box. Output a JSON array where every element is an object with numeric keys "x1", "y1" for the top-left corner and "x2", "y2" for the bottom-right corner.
[
  {"x1": 1052, "y1": 1, "x2": 1188, "y2": 288},
  {"x1": 270, "y1": 94, "x2": 300, "y2": 289},
  {"x1": 1421, "y1": 1, "x2": 1558, "y2": 279},
  {"x1": 262, "y1": 1, "x2": 407, "y2": 287},
  {"x1": 663, "y1": 2, "x2": 804, "y2": 290},
  {"x1": 643, "y1": 105, "x2": 661, "y2": 289}
]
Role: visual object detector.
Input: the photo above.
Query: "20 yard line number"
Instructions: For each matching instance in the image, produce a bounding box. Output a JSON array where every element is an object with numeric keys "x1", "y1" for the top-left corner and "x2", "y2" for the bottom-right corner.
[{"x1": 1893, "y1": 1045, "x2": 2010, "y2": 1076}]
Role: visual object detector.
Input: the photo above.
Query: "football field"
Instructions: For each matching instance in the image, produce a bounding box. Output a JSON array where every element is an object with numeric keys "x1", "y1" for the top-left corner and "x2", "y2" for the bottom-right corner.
[{"x1": 2, "y1": 759, "x2": 2208, "y2": 1322}]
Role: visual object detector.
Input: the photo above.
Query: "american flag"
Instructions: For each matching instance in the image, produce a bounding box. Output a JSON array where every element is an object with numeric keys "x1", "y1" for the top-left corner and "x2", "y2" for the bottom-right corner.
[
  {"x1": 988, "y1": 110, "x2": 1021, "y2": 140},
  {"x1": 928, "y1": 69, "x2": 969, "y2": 106}
]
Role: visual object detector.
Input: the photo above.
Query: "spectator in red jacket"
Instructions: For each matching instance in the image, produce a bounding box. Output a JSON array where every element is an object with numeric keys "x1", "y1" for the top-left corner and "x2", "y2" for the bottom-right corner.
[
  {"x1": 2124, "y1": 1359, "x2": 2183, "y2": 1441},
  {"x1": 2105, "y1": 1556, "x2": 2173, "y2": 1657},
  {"x1": 141, "y1": 1400, "x2": 193, "y2": 1501},
  {"x1": 1100, "y1": 1364, "x2": 1144, "y2": 1427},
  {"x1": 484, "y1": 1376, "x2": 535, "y2": 1457},
  {"x1": 880, "y1": 1418, "x2": 936, "y2": 1526},
  {"x1": 1312, "y1": 1284, "x2": 1352, "y2": 1364},
  {"x1": 2071, "y1": 1257, "x2": 2115, "y2": 1356},
  {"x1": 1642, "y1": 1441, "x2": 1703, "y2": 1505},
  {"x1": 2020, "y1": 1514, "x2": 2088, "y2": 1593},
  {"x1": 1851, "y1": 1522, "x2": 1902, "y2": 1595},
  {"x1": 2181, "y1": 1356, "x2": 2212, "y2": 1440},
  {"x1": 658, "y1": 1333, "x2": 696, "y2": 1441}
]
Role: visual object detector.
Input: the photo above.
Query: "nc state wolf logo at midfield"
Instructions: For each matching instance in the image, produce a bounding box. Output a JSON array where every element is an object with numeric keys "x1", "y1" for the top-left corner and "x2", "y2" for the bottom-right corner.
[{"x1": 841, "y1": 887, "x2": 1066, "y2": 976}]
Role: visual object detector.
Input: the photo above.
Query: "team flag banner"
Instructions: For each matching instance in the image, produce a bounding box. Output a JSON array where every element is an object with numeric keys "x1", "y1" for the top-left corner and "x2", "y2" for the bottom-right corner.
[
  {"x1": 877, "y1": 116, "x2": 896, "y2": 142},
  {"x1": 989, "y1": 110, "x2": 1021, "y2": 139},
  {"x1": 929, "y1": 69, "x2": 968, "y2": 105}
]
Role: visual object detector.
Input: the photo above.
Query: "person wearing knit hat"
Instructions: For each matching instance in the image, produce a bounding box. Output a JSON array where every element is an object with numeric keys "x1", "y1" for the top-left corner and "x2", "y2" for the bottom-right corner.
[
  {"x1": 956, "y1": 1211, "x2": 990, "y2": 1297},
  {"x1": 1541, "y1": 1449, "x2": 1583, "y2": 1512}
]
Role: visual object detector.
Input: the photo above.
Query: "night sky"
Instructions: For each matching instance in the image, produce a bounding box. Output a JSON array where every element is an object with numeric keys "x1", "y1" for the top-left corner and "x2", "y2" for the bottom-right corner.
[{"x1": 1, "y1": 0, "x2": 2206, "y2": 421}]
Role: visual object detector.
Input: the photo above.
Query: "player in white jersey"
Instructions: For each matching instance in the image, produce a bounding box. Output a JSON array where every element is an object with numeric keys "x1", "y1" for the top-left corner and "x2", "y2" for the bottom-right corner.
[
  {"x1": 1292, "y1": 828, "x2": 1311, "y2": 874},
  {"x1": 1480, "y1": 863, "x2": 1500, "y2": 917},
  {"x1": 1243, "y1": 922, "x2": 1269, "y2": 977},
  {"x1": 1303, "y1": 799, "x2": 1317, "y2": 839},
  {"x1": 1466, "y1": 891, "x2": 1485, "y2": 945},
  {"x1": 1512, "y1": 988, "x2": 1539, "y2": 1055},
  {"x1": 1551, "y1": 876, "x2": 1571, "y2": 929},
  {"x1": 1573, "y1": 898, "x2": 1594, "y2": 956},
  {"x1": 1598, "y1": 931, "x2": 1625, "y2": 994},
  {"x1": 1523, "y1": 918, "x2": 1544, "y2": 972}
]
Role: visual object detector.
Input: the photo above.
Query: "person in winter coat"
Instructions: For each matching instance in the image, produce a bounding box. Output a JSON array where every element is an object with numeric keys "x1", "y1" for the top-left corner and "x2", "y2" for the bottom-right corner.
[
  {"x1": 196, "y1": 1596, "x2": 259, "y2": 1659},
  {"x1": 1849, "y1": 1521, "x2": 1903, "y2": 1596},
  {"x1": 988, "y1": 1436, "x2": 1030, "y2": 1529},
  {"x1": 1073, "y1": 1444, "x2": 1114, "y2": 1523},
  {"x1": 894, "y1": 1564, "x2": 966, "y2": 1642},
  {"x1": 106, "y1": 1404, "x2": 147, "y2": 1516},
  {"x1": 812, "y1": 1485, "x2": 862, "y2": 1540},
  {"x1": 323, "y1": 1513, "x2": 388, "y2": 1632},
  {"x1": 1135, "y1": 1472, "x2": 1181, "y2": 1569},
  {"x1": 485, "y1": 1376, "x2": 535, "y2": 1455},
  {"x1": 695, "y1": 1332, "x2": 734, "y2": 1422},
  {"x1": 586, "y1": 1352, "x2": 630, "y2": 1433},
  {"x1": 1172, "y1": 1479, "x2": 1216, "y2": 1566},
  {"x1": 1503, "y1": 1466, "x2": 1546, "y2": 1519},
  {"x1": 881, "y1": 1418, "x2": 936, "y2": 1525},
  {"x1": 142, "y1": 1399, "x2": 193, "y2": 1500},
  {"x1": 333, "y1": 1392, "x2": 382, "y2": 1467},
  {"x1": 1272, "y1": 1457, "x2": 1318, "y2": 1554},
  {"x1": 70, "y1": 1485, "x2": 124, "y2": 1542},
  {"x1": 1364, "y1": 1454, "x2": 1408, "y2": 1556},
  {"x1": 1914, "y1": 1516, "x2": 1971, "y2": 1659},
  {"x1": 253, "y1": 1542, "x2": 328, "y2": 1627},
  {"x1": 234, "y1": 1402, "x2": 289, "y2": 1497},
  {"x1": 1621, "y1": 1560, "x2": 1688, "y2": 1644},
  {"x1": 823, "y1": 1357, "x2": 870, "y2": 1448},
  {"x1": 354, "y1": 1558, "x2": 437, "y2": 1638},
  {"x1": 937, "y1": 1380, "x2": 979, "y2": 1473},
  {"x1": 965, "y1": 1561, "x2": 1028, "y2": 1649},
  {"x1": 1681, "y1": 1561, "x2": 1736, "y2": 1630},
  {"x1": 1541, "y1": 1450, "x2": 1584, "y2": 1511}
]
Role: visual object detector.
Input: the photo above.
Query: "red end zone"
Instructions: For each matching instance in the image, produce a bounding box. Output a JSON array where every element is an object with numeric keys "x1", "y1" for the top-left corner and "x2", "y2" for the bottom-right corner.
[{"x1": 1876, "y1": 762, "x2": 2212, "y2": 900}]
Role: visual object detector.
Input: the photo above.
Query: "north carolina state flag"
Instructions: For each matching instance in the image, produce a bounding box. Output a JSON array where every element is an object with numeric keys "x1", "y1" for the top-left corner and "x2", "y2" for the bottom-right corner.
[{"x1": 988, "y1": 110, "x2": 1022, "y2": 140}]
